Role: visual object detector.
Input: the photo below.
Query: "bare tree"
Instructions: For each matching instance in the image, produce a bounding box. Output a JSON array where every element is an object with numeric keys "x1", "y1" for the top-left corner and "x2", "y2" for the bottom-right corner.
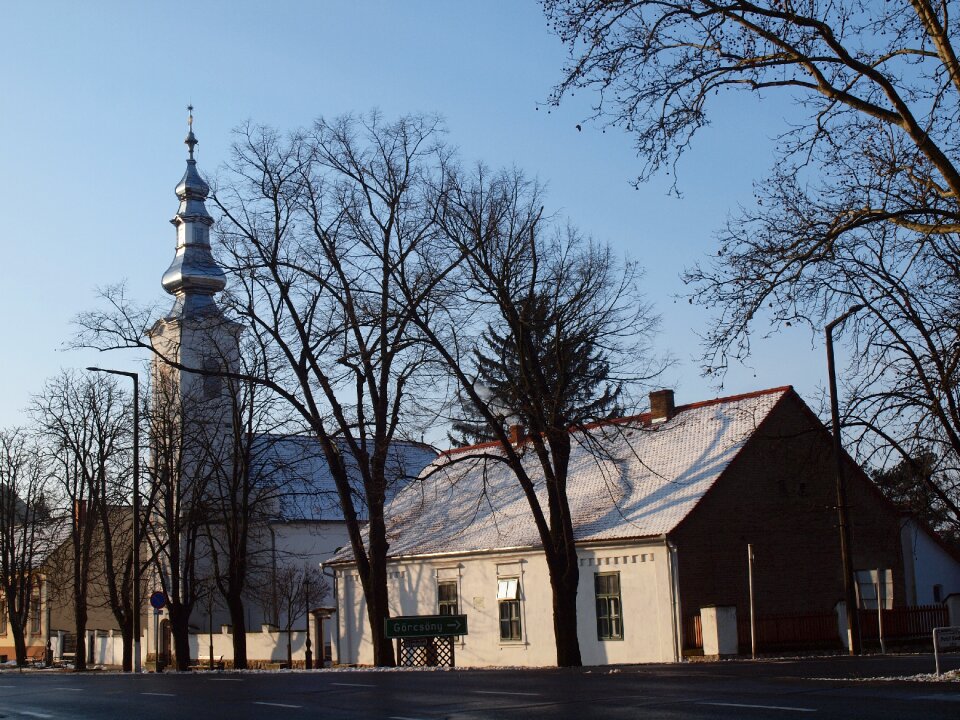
[
  {"x1": 545, "y1": 0, "x2": 960, "y2": 529},
  {"x1": 32, "y1": 370, "x2": 131, "y2": 671},
  {"x1": 0, "y1": 428, "x2": 53, "y2": 667},
  {"x1": 265, "y1": 563, "x2": 327, "y2": 667},
  {"x1": 210, "y1": 112, "x2": 447, "y2": 666},
  {"x1": 76, "y1": 113, "x2": 445, "y2": 667},
  {"x1": 400, "y1": 168, "x2": 663, "y2": 666},
  {"x1": 199, "y1": 367, "x2": 293, "y2": 670},
  {"x1": 144, "y1": 371, "x2": 215, "y2": 671}
]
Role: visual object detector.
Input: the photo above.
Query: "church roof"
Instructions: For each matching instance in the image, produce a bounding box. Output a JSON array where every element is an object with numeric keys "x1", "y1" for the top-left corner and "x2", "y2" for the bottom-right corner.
[
  {"x1": 330, "y1": 387, "x2": 792, "y2": 563},
  {"x1": 250, "y1": 434, "x2": 438, "y2": 522}
]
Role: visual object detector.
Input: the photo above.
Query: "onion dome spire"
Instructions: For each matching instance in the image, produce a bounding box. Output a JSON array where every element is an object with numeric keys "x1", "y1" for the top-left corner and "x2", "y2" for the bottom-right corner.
[{"x1": 161, "y1": 106, "x2": 227, "y2": 318}]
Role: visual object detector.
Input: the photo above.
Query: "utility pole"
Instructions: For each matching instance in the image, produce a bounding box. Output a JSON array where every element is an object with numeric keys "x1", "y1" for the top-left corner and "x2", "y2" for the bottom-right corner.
[
  {"x1": 825, "y1": 306, "x2": 865, "y2": 655},
  {"x1": 88, "y1": 367, "x2": 142, "y2": 672}
]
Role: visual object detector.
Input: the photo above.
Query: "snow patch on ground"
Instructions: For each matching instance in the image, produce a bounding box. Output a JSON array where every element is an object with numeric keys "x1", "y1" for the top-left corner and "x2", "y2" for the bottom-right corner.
[{"x1": 814, "y1": 669, "x2": 959, "y2": 683}]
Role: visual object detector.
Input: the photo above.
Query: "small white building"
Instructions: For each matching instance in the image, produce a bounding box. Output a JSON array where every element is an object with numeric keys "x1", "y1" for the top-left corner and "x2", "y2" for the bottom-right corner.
[
  {"x1": 900, "y1": 516, "x2": 960, "y2": 605},
  {"x1": 330, "y1": 387, "x2": 955, "y2": 667}
]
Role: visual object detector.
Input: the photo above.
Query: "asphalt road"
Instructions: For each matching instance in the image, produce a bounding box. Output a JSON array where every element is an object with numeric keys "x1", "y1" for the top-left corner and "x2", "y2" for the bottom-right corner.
[{"x1": 0, "y1": 654, "x2": 958, "y2": 720}]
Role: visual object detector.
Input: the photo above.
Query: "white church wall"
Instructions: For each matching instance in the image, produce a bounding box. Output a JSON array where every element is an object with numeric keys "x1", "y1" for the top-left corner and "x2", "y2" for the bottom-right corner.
[
  {"x1": 188, "y1": 520, "x2": 350, "y2": 636},
  {"x1": 335, "y1": 541, "x2": 677, "y2": 667}
]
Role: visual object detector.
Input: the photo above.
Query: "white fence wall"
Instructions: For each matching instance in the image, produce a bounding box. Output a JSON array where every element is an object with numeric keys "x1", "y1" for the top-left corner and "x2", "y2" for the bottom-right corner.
[
  {"x1": 57, "y1": 627, "x2": 311, "y2": 667},
  {"x1": 188, "y1": 629, "x2": 308, "y2": 663}
]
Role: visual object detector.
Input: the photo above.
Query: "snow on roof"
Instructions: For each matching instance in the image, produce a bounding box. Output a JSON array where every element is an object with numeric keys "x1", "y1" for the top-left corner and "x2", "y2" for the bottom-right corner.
[
  {"x1": 250, "y1": 434, "x2": 438, "y2": 522},
  {"x1": 31, "y1": 517, "x2": 72, "y2": 568},
  {"x1": 332, "y1": 387, "x2": 791, "y2": 562}
]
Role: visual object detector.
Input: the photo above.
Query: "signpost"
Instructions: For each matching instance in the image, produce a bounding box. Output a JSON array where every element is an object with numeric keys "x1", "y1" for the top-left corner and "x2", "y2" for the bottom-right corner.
[
  {"x1": 150, "y1": 592, "x2": 166, "y2": 671},
  {"x1": 386, "y1": 615, "x2": 468, "y2": 668},
  {"x1": 385, "y1": 615, "x2": 468, "y2": 639},
  {"x1": 933, "y1": 626, "x2": 960, "y2": 676}
]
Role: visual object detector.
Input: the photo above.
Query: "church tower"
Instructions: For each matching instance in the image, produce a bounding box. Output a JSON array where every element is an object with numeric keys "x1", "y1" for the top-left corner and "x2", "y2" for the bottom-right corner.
[{"x1": 149, "y1": 109, "x2": 239, "y2": 462}]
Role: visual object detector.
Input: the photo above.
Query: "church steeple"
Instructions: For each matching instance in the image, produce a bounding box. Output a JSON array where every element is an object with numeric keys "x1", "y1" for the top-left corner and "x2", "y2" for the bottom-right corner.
[{"x1": 161, "y1": 106, "x2": 226, "y2": 318}]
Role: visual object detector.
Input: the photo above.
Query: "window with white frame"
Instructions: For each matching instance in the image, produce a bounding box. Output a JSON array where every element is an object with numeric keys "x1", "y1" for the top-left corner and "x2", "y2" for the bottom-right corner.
[
  {"x1": 595, "y1": 572, "x2": 623, "y2": 640},
  {"x1": 438, "y1": 581, "x2": 458, "y2": 616},
  {"x1": 497, "y1": 577, "x2": 521, "y2": 641}
]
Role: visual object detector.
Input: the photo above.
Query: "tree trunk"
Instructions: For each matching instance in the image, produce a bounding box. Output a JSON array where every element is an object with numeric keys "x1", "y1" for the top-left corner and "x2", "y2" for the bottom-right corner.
[
  {"x1": 364, "y1": 511, "x2": 395, "y2": 667},
  {"x1": 227, "y1": 593, "x2": 247, "y2": 670},
  {"x1": 168, "y1": 604, "x2": 192, "y2": 671},
  {"x1": 74, "y1": 602, "x2": 88, "y2": 671},
  {"x1": 120, "y1": 617, "x2": 133, "y2": 672},
  {"x1": 548, "y1": 549, "x2": 582, "y2": 667},
  {"x1": 10, "y1": 621, "x2": 27, "y2": 667}
]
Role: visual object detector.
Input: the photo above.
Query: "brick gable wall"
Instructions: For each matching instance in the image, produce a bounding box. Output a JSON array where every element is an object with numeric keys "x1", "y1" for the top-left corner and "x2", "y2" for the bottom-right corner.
[{"x1": 669, "y1": 392, "x2": 904, "y2": 619}]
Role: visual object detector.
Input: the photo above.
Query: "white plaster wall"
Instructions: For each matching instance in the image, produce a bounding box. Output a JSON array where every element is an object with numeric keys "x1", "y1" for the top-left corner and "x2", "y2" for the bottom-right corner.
[
  {"x1": 901, "y1": 519, "x2": 960, "y2": 604},
  {"x1": 336, "y1": 542, "x2": 677, "y2": 667},
  {"x1": 188, "y1": 629, "x2": 308, "y2": 662},
  {"x1": 189, "y1": 521, "x2": 350, "y2": 632}
]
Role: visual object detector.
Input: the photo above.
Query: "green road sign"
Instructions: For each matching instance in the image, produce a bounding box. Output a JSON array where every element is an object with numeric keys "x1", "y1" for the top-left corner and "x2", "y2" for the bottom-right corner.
[{"x1": 385, "y1": 614, "x2": 468, "y2": 638}]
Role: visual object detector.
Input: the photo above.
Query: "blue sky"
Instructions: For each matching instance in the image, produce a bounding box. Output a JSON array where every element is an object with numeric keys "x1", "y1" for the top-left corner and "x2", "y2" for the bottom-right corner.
[{"x1": 0, "y1": 0, "x2": 829, "y2": 431}]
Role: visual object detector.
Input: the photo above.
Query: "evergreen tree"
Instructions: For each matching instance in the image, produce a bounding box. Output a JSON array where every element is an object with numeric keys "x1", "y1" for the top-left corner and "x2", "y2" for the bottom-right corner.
[{"x1": 448, "y1": 292, "x2": 622, "y2": 447}]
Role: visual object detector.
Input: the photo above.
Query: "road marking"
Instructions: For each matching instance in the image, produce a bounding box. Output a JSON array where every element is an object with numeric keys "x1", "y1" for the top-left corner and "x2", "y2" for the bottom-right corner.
[
  {"x1": 52, "y1": 687, "x2": 84, "y2": 691},
  {"x1": 254, "y1": 702, "x2": 302, "y2": 709},
  {"x1": 699, "y1": 702, "x2": 816, "y2": 713},
  {"x1": 141, "y1": 692, "x2": 176, "y2": 697},
  {"x1": 918, "y1": 694, "x2": 960, "y2": 702},
  {"x1": 18, "y1": 712, "x2": 53, "y2": 719},
  {"x1": 389, "y1": 716, "x2": 431, "y2": 720},
  {"x1": 473, "y1": 690, "x2": 541, "y2": 697},
  {"x1": 210, "y1": 678, "x2": 243, "y2": 682},
  {"x1": 330, "y1": 682, "x2": 377, "y2": 687}
]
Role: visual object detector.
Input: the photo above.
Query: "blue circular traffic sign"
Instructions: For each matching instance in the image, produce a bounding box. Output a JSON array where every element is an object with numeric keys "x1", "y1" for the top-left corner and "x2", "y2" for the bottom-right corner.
[{"x1": 149, "y1": 591, "x2": 167, "y2": 610}]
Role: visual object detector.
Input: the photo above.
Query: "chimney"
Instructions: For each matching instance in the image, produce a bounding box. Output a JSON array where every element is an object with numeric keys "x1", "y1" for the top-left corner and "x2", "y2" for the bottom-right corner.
[
  {"x1": 508, "y1": 423, "x2": 525, "y2": 444},
  {"x1": 649, "y1": 389, "x2": 675, "y2": 424}
]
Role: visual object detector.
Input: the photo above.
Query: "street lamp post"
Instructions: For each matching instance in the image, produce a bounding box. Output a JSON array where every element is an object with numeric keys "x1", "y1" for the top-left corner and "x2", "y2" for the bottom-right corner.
[
  {"x1": 825, "y1": 305, "x2": 865, "y2": 656},
  {"x1": 88, "y1": 366, "x2": 142, "y2": 673},
  {"x1": 304, "y1": 573, "x2": 313, "y2": 670}
]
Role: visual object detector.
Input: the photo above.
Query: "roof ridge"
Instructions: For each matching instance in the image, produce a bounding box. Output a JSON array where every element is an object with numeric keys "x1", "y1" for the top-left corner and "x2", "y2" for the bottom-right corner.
[{"x1": 443, "y1": 385, "x2": 793, "y2": 456}]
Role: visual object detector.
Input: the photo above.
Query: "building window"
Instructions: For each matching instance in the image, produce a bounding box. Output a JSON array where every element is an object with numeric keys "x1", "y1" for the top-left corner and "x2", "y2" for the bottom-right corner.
[
  {"x1": 29, "y1": 595, "x2": 41, "y2": 634},
  {"x1": 933, "y1": 584, "x2": 944, "y2": 603},
  {"x1": 855, "y1": 569, "x2": 893, "y2": 609},
  {"x1": 497, "y1": 578, "x2": 521, "y2": 641},
  {"x1": 438, "y1": 581, "x2": 458, "y2": 615},
  {"x1": 0, "y1": 601, "x2": 6, "y2": 635},
  {"x1": 595, "y1": 572, "x2": 623, "y2": 640},
  {"x1": 202, "y1": 360, "x2": 222, "y2": 400}
]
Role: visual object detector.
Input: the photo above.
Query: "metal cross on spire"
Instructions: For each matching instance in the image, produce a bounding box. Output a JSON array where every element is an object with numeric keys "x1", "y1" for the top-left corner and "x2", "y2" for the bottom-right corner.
[{"x1": 185, "y1": 104, "x2": 197, "y2": 159}]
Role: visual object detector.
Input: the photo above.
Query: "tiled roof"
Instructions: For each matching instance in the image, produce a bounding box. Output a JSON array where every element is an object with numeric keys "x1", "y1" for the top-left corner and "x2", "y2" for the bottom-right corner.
[{"x1": 332, "y1": 387, "x2": 791, "y2": 562}]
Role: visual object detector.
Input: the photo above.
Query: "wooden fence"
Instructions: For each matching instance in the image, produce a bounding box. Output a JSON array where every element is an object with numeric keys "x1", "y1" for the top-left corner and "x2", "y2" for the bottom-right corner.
[
  {"x1": 682, "y1": 615, "x2": 702, "y2": 650},
  {"x1": 858, "y1": 604, "x2": 947, "y2": 640},
  {"x1": 736, "y1": 612, "x2": 840, "y2": 650}
]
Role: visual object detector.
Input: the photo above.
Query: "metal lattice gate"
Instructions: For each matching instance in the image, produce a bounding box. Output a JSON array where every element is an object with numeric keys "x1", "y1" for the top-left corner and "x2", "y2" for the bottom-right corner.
[{"x1": 397, "y1": 636, "x2": 455, "y2": 667}]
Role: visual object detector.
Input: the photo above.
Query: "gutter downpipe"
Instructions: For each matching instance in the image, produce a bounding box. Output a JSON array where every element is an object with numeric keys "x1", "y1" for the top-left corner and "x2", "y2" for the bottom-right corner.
[{"x1": 665, "y1": 538, "x2": 682, "y2": 663}]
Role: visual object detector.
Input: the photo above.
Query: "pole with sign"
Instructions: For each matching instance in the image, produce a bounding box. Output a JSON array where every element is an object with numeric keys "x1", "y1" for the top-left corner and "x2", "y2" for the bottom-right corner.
[
  {"x1": 933, "y1": 626, "x2": 960, "y2": 675},
  {"x1": 385, "y1": 615, "x2": 468, "y2": 668},
  {"x1": 150, "y1": 591, "x2": 166, "y2": 670}
]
